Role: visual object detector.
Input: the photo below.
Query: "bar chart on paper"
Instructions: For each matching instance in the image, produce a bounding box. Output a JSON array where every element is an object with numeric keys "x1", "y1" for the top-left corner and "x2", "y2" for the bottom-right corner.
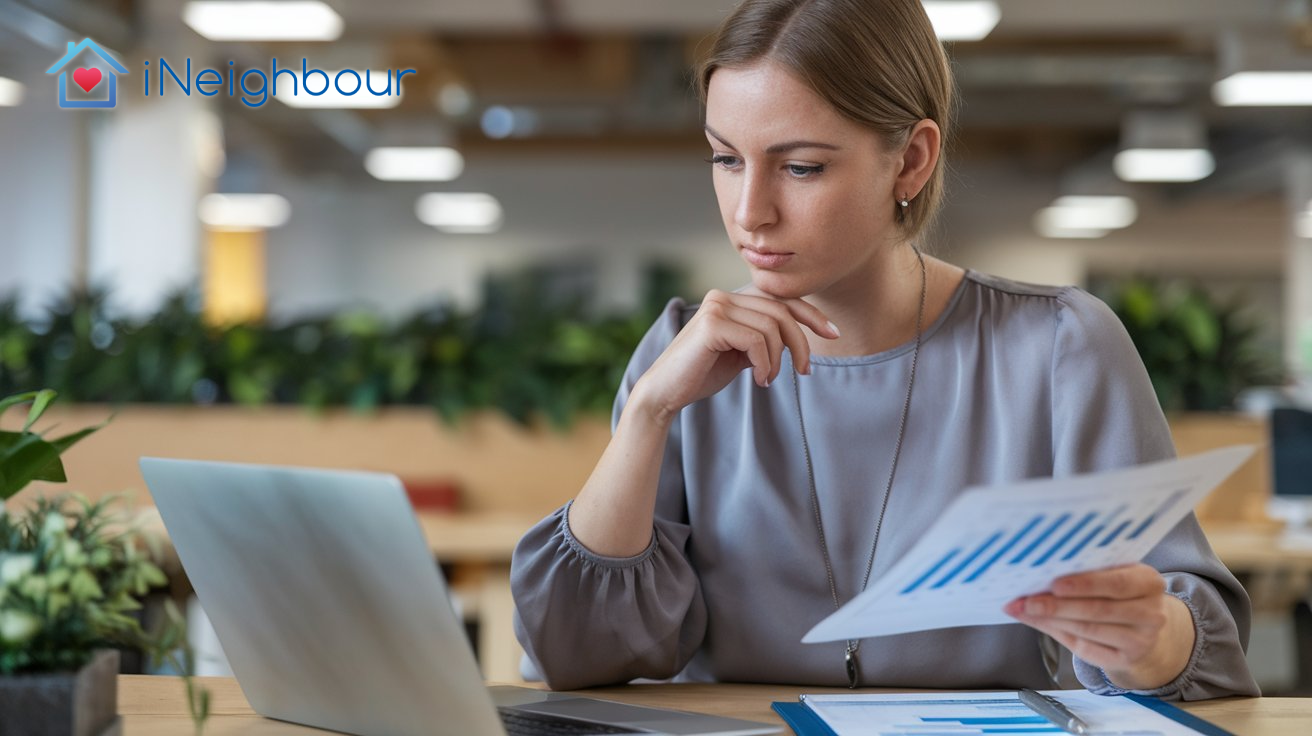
[
  {"x1": 802, "y1": 446, "x2": 1254, "y2": 643},
  {"x1": 795, "y1": 691, "x2": 1212, "y2": 736}
]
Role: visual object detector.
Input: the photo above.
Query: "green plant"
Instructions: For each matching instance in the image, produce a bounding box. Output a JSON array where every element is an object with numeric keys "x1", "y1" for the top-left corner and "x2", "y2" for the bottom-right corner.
[
  {"x1": 0, "y1": 390, "x2": 105, "y2": 501},
  {"x1": 0, "y1": 390, "x2": 209, "y2": 734},
  {"x1": 0, "y1": 263, "x2": 687, "y2": 429},
  {"x1": 1102, "y1": 278, "x2": 1284, "y2": 412}
]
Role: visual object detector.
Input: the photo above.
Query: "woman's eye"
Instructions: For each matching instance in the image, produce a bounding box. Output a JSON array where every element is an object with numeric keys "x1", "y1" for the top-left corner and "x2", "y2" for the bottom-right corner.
[
  {"x1": 706, "y1": 154, "x2": 741, "y2": 169},
  {"x1": 788, "y1": 163, "x2": 824, "y2": 178}
]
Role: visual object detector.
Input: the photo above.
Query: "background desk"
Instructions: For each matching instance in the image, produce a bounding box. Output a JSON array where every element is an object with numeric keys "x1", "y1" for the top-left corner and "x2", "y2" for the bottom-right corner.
[
  {"x1": 1204, "y1": 524, "x2": 1312, "y2": 609},
  {"x1": 117, "y1": 675, "x2": 1312, "y2": 735}
]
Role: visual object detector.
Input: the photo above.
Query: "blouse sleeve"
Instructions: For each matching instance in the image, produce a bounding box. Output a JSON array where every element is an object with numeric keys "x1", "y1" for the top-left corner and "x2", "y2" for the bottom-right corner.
[
  {"x1": 1050, "y1": 287, "x2": 1260, "y2": 700},
  {"x1": 510, "y1": 297, "x2": 709, "y2": 690}
]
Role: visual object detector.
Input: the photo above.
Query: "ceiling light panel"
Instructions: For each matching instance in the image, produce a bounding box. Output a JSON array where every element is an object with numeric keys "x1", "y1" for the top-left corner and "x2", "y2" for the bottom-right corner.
[{"x1": 184, "y1": 1, "x2": 343, "y2": 41}]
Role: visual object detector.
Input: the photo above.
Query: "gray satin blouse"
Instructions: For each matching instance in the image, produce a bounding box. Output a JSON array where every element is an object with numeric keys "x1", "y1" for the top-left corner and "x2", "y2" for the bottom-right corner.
[{"x1": 510, "y1": 270, "x2": 1260, "y2": 700}]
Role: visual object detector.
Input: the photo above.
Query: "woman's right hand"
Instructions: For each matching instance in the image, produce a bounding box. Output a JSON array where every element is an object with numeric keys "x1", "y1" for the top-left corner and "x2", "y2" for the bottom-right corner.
[{"x1": 630, "y1": 288, "x2": 840, "y2": 422}]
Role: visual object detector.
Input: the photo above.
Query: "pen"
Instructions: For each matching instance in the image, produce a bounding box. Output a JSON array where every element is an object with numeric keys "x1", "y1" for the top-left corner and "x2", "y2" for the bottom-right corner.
[{"x1": 1018, "y1": 688, "x2": 1089, "y2": 735}]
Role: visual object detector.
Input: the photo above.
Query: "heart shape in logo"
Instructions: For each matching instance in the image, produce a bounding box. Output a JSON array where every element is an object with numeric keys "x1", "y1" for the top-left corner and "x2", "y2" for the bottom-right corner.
[{"x1": 72, "y1": 67, "x2": 102, "y2": 93}]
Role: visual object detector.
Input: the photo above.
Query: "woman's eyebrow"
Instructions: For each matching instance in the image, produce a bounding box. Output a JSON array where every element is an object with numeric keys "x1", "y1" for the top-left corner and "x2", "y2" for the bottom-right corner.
[{"x1": 704, "y1": 125, "x2": 841, "y2": 154}]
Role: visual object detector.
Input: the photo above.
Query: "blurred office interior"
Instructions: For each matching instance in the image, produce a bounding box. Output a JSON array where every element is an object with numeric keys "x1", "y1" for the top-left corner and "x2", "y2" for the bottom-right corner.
[{"x1": 2, "y1": 0, "x2": 1312, "y2": 695}]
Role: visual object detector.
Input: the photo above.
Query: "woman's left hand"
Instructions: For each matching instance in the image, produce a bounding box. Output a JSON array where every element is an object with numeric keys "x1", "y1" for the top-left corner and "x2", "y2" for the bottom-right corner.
[{"x1": 1003, "y1": 563, "x2": 1196, "y2": 690}]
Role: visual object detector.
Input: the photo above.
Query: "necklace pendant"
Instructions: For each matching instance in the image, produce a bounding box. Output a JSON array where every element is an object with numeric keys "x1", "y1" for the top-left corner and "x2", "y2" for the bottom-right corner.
[{"x1": 844, "y1": 646, "x2": 860, "y2": 689}]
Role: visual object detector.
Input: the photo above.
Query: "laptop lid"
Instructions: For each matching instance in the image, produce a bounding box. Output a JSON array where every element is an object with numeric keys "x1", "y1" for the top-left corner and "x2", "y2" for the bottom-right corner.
[{"x1": 140, "y1": 457, "x2": 506, "y2": 736}]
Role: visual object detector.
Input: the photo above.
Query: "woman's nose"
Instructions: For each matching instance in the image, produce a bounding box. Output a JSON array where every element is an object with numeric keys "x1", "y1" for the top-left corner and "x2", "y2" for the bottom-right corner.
[{"x1": 734, "y1": 169, "x2": 778, "y2": 232}]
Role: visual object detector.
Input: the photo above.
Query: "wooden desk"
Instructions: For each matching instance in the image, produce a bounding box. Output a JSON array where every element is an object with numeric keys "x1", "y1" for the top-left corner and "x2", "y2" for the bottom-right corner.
[
  {"x1": 1205, "y1": 523, "x2": 1312, "y2": 612},
  {"x1": 116, "y1": 675, "x2": 1312, "y2": 735}
]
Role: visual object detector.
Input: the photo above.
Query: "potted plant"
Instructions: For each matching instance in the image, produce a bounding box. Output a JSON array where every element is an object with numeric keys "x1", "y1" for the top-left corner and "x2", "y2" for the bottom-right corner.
[{"x1": 0, "y1": 390, "x2": 208, "y2": 736}]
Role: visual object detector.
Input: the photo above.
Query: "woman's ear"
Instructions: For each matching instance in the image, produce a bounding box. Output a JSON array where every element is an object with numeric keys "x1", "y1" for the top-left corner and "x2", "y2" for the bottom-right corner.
[{"x1": 893, "y1": 119, "x2": 941, "y2": 201}]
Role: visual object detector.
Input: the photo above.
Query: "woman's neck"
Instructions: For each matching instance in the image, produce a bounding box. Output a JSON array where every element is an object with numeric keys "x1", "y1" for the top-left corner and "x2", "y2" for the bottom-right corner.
[{"x1": 805, "y1": 245, "x2": 963, "y2": 358}]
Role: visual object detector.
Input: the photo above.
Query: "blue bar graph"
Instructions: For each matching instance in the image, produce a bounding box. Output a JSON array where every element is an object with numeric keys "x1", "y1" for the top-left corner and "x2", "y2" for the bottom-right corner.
[
  {"x1": 1127, "y1": 489, "x2": 1187, "y2": 541},
  {"x1": 964, "y1": 515, "x2": 1045, "y2": 583},
  {"x1": 932, "y1": 532, "x2": 1004, "y2": 589},
  {"x1": 1061, "y1": 522, "x2": 1105, "y2": 561},
  {"x1": 1010, "y1": 514, "x2": 1070, "y2": 564},
  {"x1": 1032, "y1": 511, "x2": 1097, "y2": 566},
  {"x1": 1099, "y1": 518, "x2": 1134, "y2": 547},
  {"x1": 865, "y1": 729, "x2": 1060, "y2": 734},
  {"x1": 922, "y1": 717, "x2": 1048, "y2": 724},
  {"x1": 901, "y1": 548, "x2": 962, "y2": 595},
  {"x1": 1099, "y1": 503, "x2": 1129, "y2": 530}
]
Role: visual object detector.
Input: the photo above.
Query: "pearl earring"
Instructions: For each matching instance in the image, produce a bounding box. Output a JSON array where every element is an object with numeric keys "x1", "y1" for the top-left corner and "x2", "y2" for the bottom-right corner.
[{"x1": 899, "y1": 196, "x2": 910, "y2": 209}]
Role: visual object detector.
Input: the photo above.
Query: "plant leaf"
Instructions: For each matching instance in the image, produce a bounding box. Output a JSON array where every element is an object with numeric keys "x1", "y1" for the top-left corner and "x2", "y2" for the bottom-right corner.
[
  {"x1": 0, "y1": 391, "x2": 39, "y2": 418},
  {"x1": 0, "y1": 434, "x2": 63, "y2": 499},
  {"x1": 46, "y1": 420, "x2": 108, "y2": 455},
  {"x1": 33, "y1": 458, "x2": 68, "y2": 483},
  {"x1": 22, "y1": 389, "x2": 57, "y2": 432}
]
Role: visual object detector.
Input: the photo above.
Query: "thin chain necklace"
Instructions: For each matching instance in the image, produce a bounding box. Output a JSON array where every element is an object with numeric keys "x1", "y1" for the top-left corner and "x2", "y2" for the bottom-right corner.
[{"x1": 789, "y1": 245, "x2": 927, "y2": 689}]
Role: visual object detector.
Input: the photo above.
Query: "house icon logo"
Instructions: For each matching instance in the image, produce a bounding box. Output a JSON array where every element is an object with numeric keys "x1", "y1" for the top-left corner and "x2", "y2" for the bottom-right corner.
[{"x1": 45, "y1": 38, "x2": 128, "y2": 109}]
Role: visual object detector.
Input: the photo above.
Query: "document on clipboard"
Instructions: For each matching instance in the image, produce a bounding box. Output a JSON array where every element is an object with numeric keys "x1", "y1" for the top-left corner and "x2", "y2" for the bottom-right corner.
[
  {"x1": 802, "y1": 445, "x2": 1255, "y2": 644},
  {"x1": 772, "y1": 690, "x2": 1234, "y2": 736}
]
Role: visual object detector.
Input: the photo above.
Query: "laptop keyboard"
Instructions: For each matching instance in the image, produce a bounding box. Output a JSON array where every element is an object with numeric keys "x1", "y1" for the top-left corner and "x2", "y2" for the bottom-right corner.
[{"x1": 497, "y1": 707, "x2": 645, "y2": 735}]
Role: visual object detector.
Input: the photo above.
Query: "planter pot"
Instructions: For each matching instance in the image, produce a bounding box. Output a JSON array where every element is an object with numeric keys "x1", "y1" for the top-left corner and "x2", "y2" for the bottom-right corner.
[{"x1": 0, "y1": 649, "x2": 121, "y2": 736}]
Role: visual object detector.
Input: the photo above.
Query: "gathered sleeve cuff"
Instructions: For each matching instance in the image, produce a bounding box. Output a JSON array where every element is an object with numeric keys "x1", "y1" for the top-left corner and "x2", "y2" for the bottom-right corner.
[{"x1": 511, "y1": 500, "x2": 708, "y2": 690}]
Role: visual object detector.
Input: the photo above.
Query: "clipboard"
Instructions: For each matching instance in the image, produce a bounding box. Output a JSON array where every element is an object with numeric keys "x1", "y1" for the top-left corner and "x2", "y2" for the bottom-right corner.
[{"x1": 771, "y1": 691, "x2": 1237, "y2": 736}]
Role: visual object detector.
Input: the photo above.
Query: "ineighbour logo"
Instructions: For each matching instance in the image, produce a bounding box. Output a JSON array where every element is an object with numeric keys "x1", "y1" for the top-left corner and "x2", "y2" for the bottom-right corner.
[
  {"x1": 47, "y1": 38, "x2": 129, "y2": 108},
  {"x1": 143, "y1": 58, "x2": 416, "y2": 108}
]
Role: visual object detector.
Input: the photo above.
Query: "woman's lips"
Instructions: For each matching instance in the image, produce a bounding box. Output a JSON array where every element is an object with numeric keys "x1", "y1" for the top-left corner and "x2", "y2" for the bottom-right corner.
[{"x1": 741, "y1": 245, "x2": 794, "y2": 269}]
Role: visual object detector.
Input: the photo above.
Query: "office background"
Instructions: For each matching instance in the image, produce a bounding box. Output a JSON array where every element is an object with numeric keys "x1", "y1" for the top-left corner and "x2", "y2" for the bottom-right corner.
[{"x1": 1, "y1": 0, "x2": 1311, "y2": 696}]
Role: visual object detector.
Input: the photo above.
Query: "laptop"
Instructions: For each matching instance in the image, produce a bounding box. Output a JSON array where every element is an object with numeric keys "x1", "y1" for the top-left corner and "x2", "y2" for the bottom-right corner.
[{"x1": 139, "y1": 457, "x2": 780, "y2": 736}]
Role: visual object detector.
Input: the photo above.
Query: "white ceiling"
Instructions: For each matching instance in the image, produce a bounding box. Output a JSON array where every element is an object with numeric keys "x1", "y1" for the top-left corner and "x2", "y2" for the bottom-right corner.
[{"x1": 336, "y1": 0, "x2": 1295, "y2": 34}]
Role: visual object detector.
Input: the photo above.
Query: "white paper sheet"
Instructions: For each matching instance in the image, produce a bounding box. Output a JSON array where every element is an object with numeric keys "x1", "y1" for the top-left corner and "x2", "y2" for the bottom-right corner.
[
  {"x1": 802, "y1": 445, "x2": 1255, "y2": 644},
  {"x1": 799, "y1": 690, "x2": 1209, "y2": 735}
]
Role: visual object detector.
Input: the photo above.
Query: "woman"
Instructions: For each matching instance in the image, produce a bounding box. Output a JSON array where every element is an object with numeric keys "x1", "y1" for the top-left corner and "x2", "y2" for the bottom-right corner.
[{"x1": 511, "y1": 0, "x2": 1259, "y2": 699}]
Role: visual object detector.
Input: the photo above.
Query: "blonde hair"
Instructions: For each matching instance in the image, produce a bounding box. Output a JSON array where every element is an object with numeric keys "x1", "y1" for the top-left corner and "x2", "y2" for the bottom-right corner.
[{"x1": 696, "y1": 0, "x2": 955, "y2": 240}]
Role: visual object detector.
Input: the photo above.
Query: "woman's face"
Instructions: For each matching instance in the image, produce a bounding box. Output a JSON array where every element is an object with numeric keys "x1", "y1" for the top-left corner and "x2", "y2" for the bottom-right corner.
[{"x1": 705, "y1": 60, "x2": 901, "y2": 300}]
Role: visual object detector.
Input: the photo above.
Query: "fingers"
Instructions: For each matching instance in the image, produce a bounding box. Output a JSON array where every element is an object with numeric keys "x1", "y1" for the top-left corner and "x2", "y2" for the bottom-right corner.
[
  {"x1": 711, "y1": 319, "x2": 773, "y2": 387},
  {"x1": 1003, "y1": 572, "x2": 1174, "y2": 673},
  {"x1": 719, "y1": 304, "x2": 788, "y2": 382},
  {"x1": 732, "y1": 291, "x2": 840, "y2": 342},
  {"x1": 1012, "y1": 603, "x2": 1156, "y2": 648},
  {"x1": 1051, "y1": 564, "x2": 1165, "y2": 600},
  {"x1": 1015, "y1": 612, "x2": 1155, "y2": 672},
  {"x1": 702, "y1": 290, "x2": 834, "y2": 381},
  {"x1": 1038, "y1": 627, "x2": 1126, "y2": 671},
  {"x1": 1007, "y1": 593, "x2": 1167, "y2": 626}
]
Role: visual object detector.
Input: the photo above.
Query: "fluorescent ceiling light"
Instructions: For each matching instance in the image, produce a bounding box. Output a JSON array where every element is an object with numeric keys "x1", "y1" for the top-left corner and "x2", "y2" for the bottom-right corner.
[
  {"x1": 1045, "y1": 196, "x2": 1138, "y2": 230},
  {"x1": 275, "y1": 73, "x2": 402, "y2": 109},
  {"x1": 1033, "y1": 214, "x2": 1109, "y2": 239},
  {"x1": 365, "y1": 147, "x2": 464, "y2": 182},
  {"x1": 416, "y1": 193, "x2": 503, "y2": 233},
  {"x1": 0, "y1": 77, "x2": 23, "y2": 107},
  {"x1": 1113, "y1": 149, "x2": 1215, "y2": 183},
  {"x1": 198, "y1": 194, "x2": 291, "y2": 230},
  {"x1": 1034, "y1": 195, "x2": 1137, "y2": 240},
  {"x1": 183, "y1": 1, "x2": 343, "y2": 41},
  {"x1": 1213, "y1": 72, "x2": 1312, "y2": 107},
  {"x1": 922, "y1": 1, "x2": 1000, "y2": 42}
]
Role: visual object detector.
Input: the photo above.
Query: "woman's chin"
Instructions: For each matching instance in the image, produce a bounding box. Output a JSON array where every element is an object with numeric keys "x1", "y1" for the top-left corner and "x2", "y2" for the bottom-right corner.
[{"x1": 748, "y1": 271, "x2": 812, "y2": 300}]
